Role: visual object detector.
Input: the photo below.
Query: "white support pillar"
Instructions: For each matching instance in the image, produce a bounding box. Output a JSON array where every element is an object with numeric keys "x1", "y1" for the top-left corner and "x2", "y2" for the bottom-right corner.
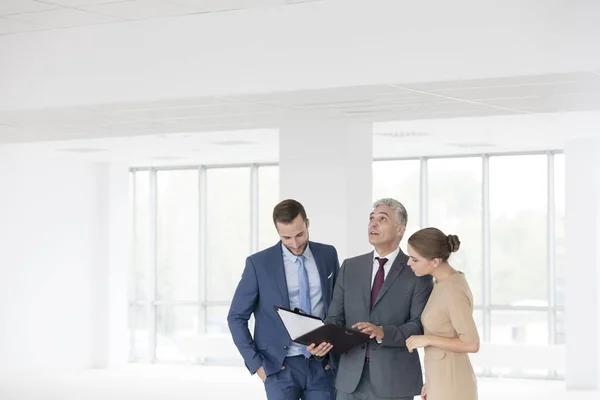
[
  {"x1": 565, "y1": 138, "x2": 600, "y2": 389},
  {"x1": 279, "y1": 120, "x2": 373, "y2": 261}
]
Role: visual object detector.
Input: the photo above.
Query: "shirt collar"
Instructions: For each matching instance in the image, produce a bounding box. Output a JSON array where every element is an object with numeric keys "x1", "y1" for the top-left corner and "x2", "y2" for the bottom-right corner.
[
  {"x1": 281, "y1": 242, "x2": 313, "y2": 262},
  {"x1": 373, "y1": 247, "x2": 400, "y2": 264}
]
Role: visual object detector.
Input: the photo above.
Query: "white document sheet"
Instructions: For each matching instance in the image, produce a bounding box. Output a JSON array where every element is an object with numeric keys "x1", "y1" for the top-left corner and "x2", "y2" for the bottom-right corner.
[{"x1": 276, "y1": 308, "x2": 324, "y2": 340}]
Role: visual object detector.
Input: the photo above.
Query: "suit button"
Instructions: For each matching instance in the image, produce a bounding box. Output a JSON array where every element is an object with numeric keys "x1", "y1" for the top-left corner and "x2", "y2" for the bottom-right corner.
[
  {"x1": 283, "y1": 345, "x2": 288, "y2": 349},
  {"x1": 361, "y1": 345, "x2": 366, "y2": 349}
]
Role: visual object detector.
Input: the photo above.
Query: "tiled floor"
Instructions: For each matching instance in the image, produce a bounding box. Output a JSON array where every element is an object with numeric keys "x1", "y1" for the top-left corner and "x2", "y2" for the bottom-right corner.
[{"x1": 0, "y1": 364, "x2": 598, "y2": 400}]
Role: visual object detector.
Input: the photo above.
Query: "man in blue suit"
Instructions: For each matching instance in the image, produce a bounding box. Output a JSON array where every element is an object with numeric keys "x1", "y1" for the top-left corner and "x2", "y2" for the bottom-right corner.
[{"x1": 228, "y1": 199, "x2": 340, "y2": 400}]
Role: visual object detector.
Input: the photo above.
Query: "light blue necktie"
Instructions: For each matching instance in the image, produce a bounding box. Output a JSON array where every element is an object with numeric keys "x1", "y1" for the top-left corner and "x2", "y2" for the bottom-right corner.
[{"x1": 297, "y1": 255, "x2": 312, "y2": 358}]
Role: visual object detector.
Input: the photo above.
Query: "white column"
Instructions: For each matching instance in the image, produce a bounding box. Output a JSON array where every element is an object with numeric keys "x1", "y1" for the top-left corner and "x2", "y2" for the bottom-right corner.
[
  {"x1": 107, "y1": 164, "x2": 132, "y2": 367},
  {"x1": 279, "y1": 120, "x2": 373, "y2": 261},
  {"x1": 565, "y1": 138, "x2": 600, "y2": 389}
]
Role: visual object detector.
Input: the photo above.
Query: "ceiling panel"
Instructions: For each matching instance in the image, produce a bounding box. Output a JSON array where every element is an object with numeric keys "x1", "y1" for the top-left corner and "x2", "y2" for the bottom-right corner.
[
  {"x1": 2, "y1": 72, "x2": 600, "y2": 144},
  {"x1": 5, "y1": 8, "x2": 121, "y2": 28},
  {"x1": 422, "y1": 80, "x2": 600, "y2": 102},
  {"x1": 233, "y1": 85, "x2": 415, "y2": 108},
  {"x1": 85, "y1": 97, "x2": 237, "y2": 112},
  {"x1": 116, "y1": 102, "x2": 274, "y2": 119},
  {"x1": 0, "y1": 0, "x2": 59, "y2": 15},
  {"x1": 169, "y1": 112, "x2": 276, "y2": 127},
  {"x1": 0, "y1": 0, "x2": 313, "y2": 35},
  {"x1": 42, "y1": 0, "x2": 132, "y2": 6},
  {"x1": 482, "y1": 93, "x2": 600, "y2": 113},
  {"x1": 81, "y1": 0, "x2": 198, "y2": 20},
  {"x1": 0, "y1": 17, "x2": 38, "y2": 34},
  {"x1": 402, "y1": 72, "x2": 598, "y2": 92},
  {"x1": 180, "y1": 0, "x2": 285, "y2": 12}
]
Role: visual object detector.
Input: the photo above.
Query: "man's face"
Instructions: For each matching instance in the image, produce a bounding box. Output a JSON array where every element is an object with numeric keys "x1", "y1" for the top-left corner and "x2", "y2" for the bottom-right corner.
[
  {"x1": 368, "y1": 205, "x2": 405, "y2": 248},
  {"x1": 276, "y1": 214, "x2": 310, "y2": 256}
]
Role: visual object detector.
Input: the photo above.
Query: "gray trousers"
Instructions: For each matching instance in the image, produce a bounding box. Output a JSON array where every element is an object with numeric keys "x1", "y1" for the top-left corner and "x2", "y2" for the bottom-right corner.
[{"x1": 335, "y1": 362, "x2": 414, "y2": 400}]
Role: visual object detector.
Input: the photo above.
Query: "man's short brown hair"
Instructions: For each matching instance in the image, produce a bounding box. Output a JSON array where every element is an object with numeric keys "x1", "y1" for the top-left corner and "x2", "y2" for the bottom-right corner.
[{"x1": 272, "y1": 199, "x2": 307, "y2": 226}]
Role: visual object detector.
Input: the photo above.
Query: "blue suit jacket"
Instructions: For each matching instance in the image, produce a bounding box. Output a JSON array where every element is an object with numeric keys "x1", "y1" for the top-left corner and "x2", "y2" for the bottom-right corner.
[{"x1": 227, "y1": 241, "x2": 340, "y2": 376}]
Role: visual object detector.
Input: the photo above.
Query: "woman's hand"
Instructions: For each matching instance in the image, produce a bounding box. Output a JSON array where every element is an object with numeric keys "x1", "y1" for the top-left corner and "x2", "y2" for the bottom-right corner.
[
  {"x1": 420, "y1": 383, "x2": 427, "y2": 400},
  {"x1": 405, "y1": 335, "x2": 430, "y2": 352}
]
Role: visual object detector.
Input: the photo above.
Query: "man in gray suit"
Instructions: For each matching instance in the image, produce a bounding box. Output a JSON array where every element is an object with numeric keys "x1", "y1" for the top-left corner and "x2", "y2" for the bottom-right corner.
[{"x1": 308, "y1": 198, "x2": 433, "y2": 400}]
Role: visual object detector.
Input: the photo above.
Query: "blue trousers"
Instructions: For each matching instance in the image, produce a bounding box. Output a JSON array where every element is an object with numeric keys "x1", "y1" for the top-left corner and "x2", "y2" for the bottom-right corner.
[{"x1": 264, "y1": 355, "x2": 336, "y2": 400}]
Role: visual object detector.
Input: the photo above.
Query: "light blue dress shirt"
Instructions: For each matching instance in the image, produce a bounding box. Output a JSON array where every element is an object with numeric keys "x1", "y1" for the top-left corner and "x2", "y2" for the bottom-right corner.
[{"x1": 281, "y1": 243, "x2": 324, "y2": 357}]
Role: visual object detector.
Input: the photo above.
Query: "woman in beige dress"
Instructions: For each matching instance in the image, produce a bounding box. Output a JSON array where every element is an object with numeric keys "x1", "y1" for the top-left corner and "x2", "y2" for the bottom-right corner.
[{"x1": 404, "y1": 227, "x2": 480, "y2": 400}]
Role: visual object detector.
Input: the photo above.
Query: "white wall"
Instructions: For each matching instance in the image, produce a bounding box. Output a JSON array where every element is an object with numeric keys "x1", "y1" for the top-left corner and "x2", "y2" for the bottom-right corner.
[
  {"x1": 0, "y1": 150, "x2": 130, "y2": 372},
  {"x1": 564, "y1": 139, "x2": 600, "y2": 389},
  {"x1": 1, "y1": 0, "x2": 599, "y2": 110}
]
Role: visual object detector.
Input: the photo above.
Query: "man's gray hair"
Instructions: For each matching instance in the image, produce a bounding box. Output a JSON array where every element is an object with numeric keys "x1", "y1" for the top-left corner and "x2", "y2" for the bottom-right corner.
[{"x1": 373, "y1": 198, "x2": 408, "y2": 226}]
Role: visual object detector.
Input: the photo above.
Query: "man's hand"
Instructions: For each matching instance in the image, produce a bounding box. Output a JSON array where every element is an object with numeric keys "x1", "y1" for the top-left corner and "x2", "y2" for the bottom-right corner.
[
  {"x1": 256, "y1": 365, "x2": 267, "y2": 383},
  {"x1": 406, "y1": 335, "x2": 430, "y2": 352},
  {"x1": 256, "y1": 366, "x2": 267, "y2": 383},
  {"x1": 420, "y1": 383, "x2": 427, "y2": 400},
  {"x1": 307, "y1": 342, "x2": 333, "y2": 357},
  {"x1": 256, "y1": 365, "x2": 285, "y2": 383},
  {"x1": 352, "y1": 322, "x2": 384, "y2": 341}
]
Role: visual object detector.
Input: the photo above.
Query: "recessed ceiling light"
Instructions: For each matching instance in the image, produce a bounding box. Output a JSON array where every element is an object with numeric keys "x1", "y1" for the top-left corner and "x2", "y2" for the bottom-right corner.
[
  {"x1": 208, "y1": 140, "x2": 257, "y2": 146},
  {"x1": 150, "y1": 156, "x2": 187, "y2": 160},
  {"x1": 446, "y1": 142, "x2": 496, "y2": 148},
  {"x1": 375, "y1": 131, "x2": 428, "y2": 138},
  {"x1": 58, "y1": 148, "x2": 107, "y2": 153}
]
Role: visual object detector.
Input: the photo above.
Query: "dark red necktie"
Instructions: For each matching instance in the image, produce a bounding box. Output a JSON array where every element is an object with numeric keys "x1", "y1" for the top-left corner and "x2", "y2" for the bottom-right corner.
[
  {"x1": 366, "y1": 257, "x2": 388, "y2": 359},
  {"x1": 371, "y1": 257, "x2": 388, "y2": 308}
]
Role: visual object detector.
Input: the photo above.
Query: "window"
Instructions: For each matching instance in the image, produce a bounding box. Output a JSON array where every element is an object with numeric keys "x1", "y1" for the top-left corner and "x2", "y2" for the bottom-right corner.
[
  {"x1": 133, "y1": 171, "x2": 150, "y2": 301},
  {"x1": 258, "y1": 166, "x2": 280, "y2": 251},
  {"x1": 373, "y1": 152, "x2": 564, "y2": 378},
  {"x1": 131, "y1": 152, "x2": 565, "y2": 377},
  {"x1": 156, "y1": 170, "x2": 199, "y2": 301},
  {"x1": 206, "y1": 167, "x2": 251, "y2": 302},
  {"x1": 489, "y1": 155, "x2": 547, "y2": 306},
  {"x1": 428, "y1": 158, "x2": 483, "y2": 305},
  {"x1": 554, "y1": 154, "x2": 565, "y2": 310},
  {"x1": 372, "y1": 160, "x2": 421, "y2": 252},
  {"x1": 130, "y1": 164, "x2": 277, "y2": 364}
]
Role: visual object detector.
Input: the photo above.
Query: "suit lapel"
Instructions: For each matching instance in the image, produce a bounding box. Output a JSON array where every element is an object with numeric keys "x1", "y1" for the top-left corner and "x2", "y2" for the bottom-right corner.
[
  {"x1": 372, "y1": 248, "x2": 408, "y2": 308},
  {"x1": 310, "y1": 243, "x2": 331, "y2": 314},
  {"x1": 363, "y1": 251, "x2": 375, "y2": 310},
  {"x1": 271, "y1": 242, "x2": 290, "y2": 308}
]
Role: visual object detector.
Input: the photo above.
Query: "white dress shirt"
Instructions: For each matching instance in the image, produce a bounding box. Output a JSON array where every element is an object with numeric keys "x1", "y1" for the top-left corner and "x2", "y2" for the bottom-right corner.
[{"x1": 371, "y1": 247, "x2": 401, "y2": 287}]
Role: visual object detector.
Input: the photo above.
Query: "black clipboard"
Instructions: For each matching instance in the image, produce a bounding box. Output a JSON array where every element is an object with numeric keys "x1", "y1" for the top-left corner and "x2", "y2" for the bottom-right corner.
[{"x1": 274, "y1": 305, "x2": 370, "y2": 355}]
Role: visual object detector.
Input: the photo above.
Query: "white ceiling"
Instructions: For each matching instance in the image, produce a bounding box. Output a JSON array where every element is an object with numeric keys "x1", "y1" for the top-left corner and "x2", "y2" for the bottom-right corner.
[
  {"x1": 0, "y1": 0, "x2": 319, "y2": 35},
  {"x1": 1, "y1": 71, "x2": 600, "y2": 144},
  {"x1": 3, "y1": 110, "x2": 599, "y2": 167},
  {"x1": 1, "y1": 71, "x2": 600, "y2": 166}
]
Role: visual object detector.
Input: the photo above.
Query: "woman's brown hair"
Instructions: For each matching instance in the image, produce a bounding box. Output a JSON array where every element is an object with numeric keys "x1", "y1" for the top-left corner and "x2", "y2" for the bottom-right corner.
[{"x1": 408, "y1": 227, "x2": 460, "y2": 261}]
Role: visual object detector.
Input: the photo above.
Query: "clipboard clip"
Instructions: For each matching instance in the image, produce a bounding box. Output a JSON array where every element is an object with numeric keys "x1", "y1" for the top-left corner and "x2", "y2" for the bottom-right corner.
[{"x1": 293, "y1": 307, "x2": 309, "y2": 315}]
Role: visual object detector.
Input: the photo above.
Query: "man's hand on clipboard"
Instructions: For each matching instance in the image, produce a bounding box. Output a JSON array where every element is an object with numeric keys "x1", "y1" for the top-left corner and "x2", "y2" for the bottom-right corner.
[
  {"x1": 307, "y1": 341, "x2": 333, "y2": 357},
  {"x1": 352, "y1": 322, "x2": 384, "y2": 342}
]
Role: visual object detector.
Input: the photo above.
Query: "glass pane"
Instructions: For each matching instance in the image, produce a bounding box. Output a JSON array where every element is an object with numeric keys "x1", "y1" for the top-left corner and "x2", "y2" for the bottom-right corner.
[
  {"x1": 207, "y1": 305, "x2": 256, "y2": 335},
  {"x1": 129, "y1": 304, "x2": 149, "y2": 361},
  {"x1": 490, "y1": 155, "x2": 548, "y2": 305},
  {"x1": 490, "y1": 310, "x2": 548, "y2": 345},
  {"x1": 156, "y1": 305, "x2": 200, "y2": 362},
  {"x1": 258, "y1": 166, "x2": 280, "y2": 251},
  {"x1": 133, "y1": 171, "x2": 150, "y2": 301},
  {"x1": 555, "y1": 311, "x2": 565, "y2": 345},
  {"x1": 473, "y1": 309, "x2": 483, "y2": 340},
  {"x1": 156, "y1": 170, "x2": 199, "y2": 301},
  {"x1": 471, "y1": 309, "x2": 484, "y2": 374},
  {"x1": 428, "y1": 158, "x2": 483, "y2": 304},
  {"x1": 206, "y1": 168, "x2": 251, "y2": 302},
  {"x1": 554, "y1": 154, "x2": 565, "y2": 308},
  {"x1": 372, "y1": 160, "x2": 421, "y2": 253}
]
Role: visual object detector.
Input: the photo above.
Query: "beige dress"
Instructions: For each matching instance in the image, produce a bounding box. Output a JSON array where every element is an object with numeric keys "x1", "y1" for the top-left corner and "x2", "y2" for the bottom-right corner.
[{"x1": 421, "y1": 273, "x2": 479, "y2": 400}]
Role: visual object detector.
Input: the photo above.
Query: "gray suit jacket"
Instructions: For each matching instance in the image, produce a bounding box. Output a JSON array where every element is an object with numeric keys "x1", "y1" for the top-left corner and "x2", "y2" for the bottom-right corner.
[{"x1": 324, "y1": 249, "x2": 433, "y2": 398}]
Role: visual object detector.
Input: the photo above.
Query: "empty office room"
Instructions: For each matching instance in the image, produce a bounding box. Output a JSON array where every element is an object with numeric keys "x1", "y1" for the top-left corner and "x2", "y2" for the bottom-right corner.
[{"x1": 1, "y1": 1, "x2": 600, "y2": 399}]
